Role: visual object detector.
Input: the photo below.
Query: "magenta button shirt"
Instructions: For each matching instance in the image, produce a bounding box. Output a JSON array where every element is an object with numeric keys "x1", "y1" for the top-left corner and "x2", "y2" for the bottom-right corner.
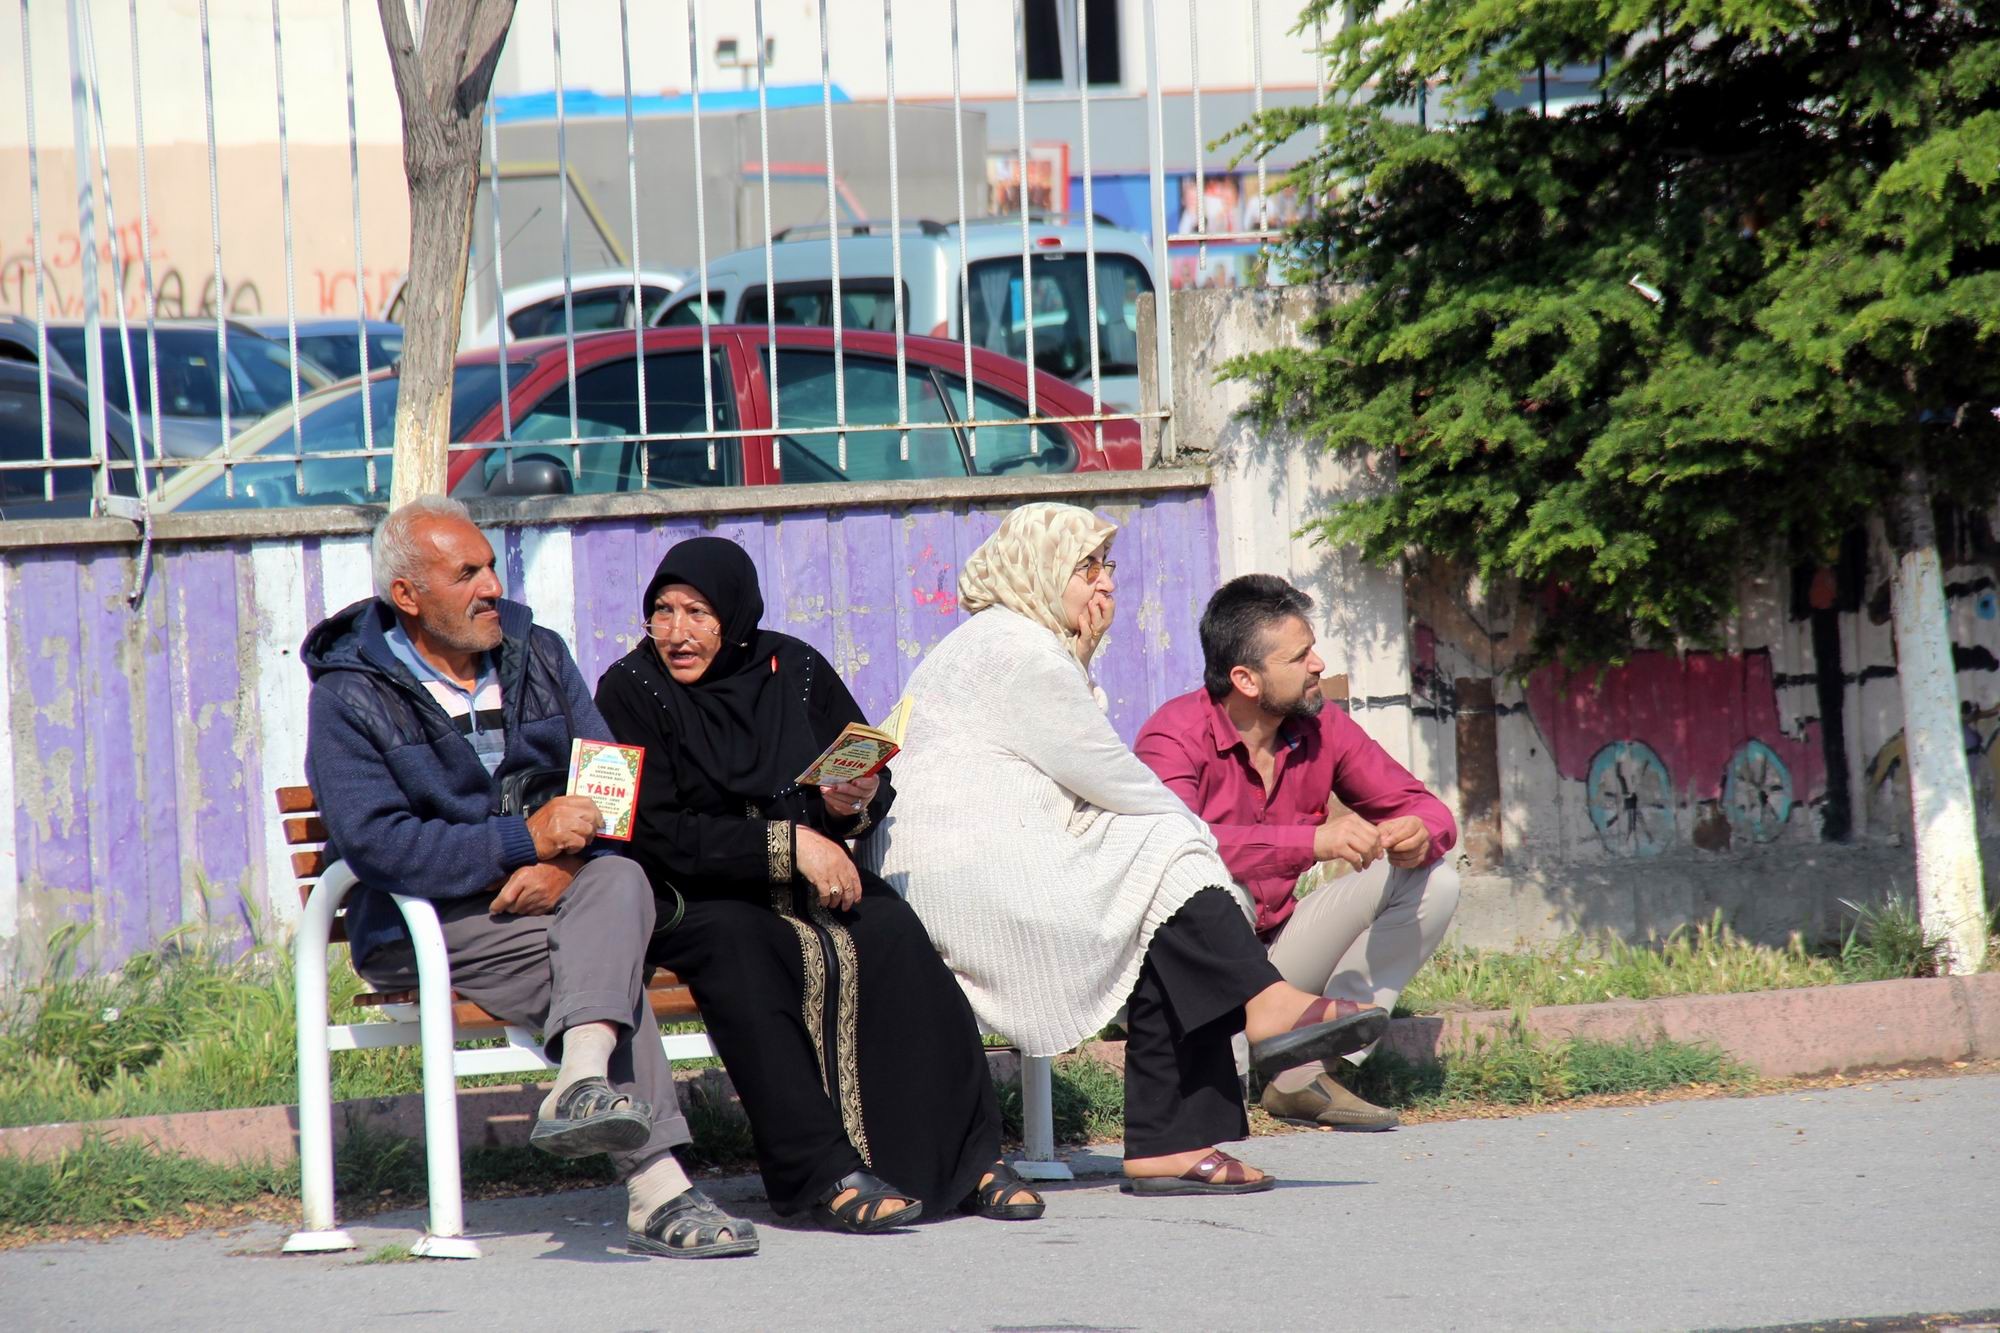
[{"x1": 1135, "y1": 688, "x2": 1457, "y2": 936}]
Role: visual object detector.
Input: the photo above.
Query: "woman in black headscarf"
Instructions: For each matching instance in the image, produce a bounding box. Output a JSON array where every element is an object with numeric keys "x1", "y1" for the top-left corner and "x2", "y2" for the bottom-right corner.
[{"x1": 594, "y1": 536, "x2": 1038, "y2": 1232}]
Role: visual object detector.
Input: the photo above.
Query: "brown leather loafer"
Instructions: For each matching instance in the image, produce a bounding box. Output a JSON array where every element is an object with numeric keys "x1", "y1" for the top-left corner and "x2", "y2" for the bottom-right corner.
[{"x1": 1260, "y1": 1073, "x2": 1400, "y2": 1132}]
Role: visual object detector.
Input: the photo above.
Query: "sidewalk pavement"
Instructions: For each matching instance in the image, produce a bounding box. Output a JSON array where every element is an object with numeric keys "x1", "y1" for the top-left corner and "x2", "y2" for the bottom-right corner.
[{"x1": 5, "y1": 1074, "x2": 1998, "y2": 1332}]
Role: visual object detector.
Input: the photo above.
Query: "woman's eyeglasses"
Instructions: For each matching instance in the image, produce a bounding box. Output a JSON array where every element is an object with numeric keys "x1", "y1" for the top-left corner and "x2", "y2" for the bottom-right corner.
[{"x1": 1072, "y1": 557, "x2": 1117, "y2": 583}]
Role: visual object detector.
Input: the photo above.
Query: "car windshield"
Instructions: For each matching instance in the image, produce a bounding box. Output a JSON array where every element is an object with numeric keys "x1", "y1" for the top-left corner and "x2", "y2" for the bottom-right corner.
[
  {"x1": 294, "y1": 330, "x2": 404, "y2": 381},
  {"x1": 964, "y1": 253, "x2": 1148, "y2": 382},
  {"x1": 156, "y1": 360, "x2": 528, "y2": 511},
  {"x1": 45, "y1": 327, "x2": 327, "y2": 419}
]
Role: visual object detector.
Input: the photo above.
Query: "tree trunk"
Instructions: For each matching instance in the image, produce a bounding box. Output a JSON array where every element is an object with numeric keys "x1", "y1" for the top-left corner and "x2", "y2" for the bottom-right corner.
[
  {"x1": 388, "y1": 151, "x2": 480, "y2": 505},
  {"x1": 1885, "y1": 464, "x2": 1990, "y2": 973},
  {"x1": 376, "y1": 0, "x2": 517, "y2": 507}
]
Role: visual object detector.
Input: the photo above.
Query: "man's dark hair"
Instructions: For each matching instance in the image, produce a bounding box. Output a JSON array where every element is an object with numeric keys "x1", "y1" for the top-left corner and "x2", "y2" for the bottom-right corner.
[{"x1": 1199, "y1": 574, "x2": 1315, "y2": 699}]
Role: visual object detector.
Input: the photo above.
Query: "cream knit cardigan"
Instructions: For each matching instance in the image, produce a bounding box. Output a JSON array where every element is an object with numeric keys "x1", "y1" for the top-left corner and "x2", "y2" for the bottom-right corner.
[{"x1": 865, "y1": 606, "x2": 1252, "y2": 1057}]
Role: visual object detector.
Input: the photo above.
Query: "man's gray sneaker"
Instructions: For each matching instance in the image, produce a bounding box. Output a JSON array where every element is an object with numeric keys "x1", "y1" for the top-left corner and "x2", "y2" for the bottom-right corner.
[{"x1": 1260, "y1": 1072, "x2": 1400, "y2": 1131}]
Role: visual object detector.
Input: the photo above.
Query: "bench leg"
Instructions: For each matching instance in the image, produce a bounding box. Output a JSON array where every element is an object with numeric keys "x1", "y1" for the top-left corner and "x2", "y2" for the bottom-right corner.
[
  {"x1": 396, "y1": 895, "x2": 481, "y2": 1260},
  {"x1": 286, "y1": 867, "x2": 355, "y2": 1254},
  {"x1": 1012, "y1": 1055, "x2": 1074, "y2": 1182}
]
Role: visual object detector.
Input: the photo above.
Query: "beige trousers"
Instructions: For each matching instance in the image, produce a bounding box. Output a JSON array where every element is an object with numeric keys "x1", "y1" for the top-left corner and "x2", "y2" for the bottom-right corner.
[{"x1": 1260, "y1": 856, "x2": 1461, "y2": 1093}]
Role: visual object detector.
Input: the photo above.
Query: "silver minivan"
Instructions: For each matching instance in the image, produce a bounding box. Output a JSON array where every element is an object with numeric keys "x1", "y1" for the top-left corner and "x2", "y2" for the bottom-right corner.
[{"x1": 654, "y1": 216, "x2": 1155, "y2": 412}]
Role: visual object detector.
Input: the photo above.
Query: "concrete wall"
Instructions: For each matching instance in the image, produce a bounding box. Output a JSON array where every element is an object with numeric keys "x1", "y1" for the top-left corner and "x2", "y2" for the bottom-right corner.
[
  {"x1": 0, "y1": 472, "x2": 1215, "y2": 977},
  {"x1": 0, "y1": 0, "x2": 408, "y2": 321},
  {"x1": 1179, "y1": 286, "x2": 1997, "y2": 950}
]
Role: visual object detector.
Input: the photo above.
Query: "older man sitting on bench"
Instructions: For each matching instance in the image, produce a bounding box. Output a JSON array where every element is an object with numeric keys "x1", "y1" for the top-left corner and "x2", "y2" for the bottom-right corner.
[{"x1": 302, "y1": 496, "x2": 756, "y2": 1260}]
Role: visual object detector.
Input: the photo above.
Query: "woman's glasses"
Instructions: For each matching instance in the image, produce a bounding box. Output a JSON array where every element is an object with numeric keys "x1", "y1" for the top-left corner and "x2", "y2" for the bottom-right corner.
[{"x1": 1072, "y1": 557, "x2": 1117, "y2": 584}]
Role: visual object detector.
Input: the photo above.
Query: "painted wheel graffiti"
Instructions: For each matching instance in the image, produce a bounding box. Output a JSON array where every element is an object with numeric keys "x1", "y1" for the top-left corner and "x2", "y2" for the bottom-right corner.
[
  {"x1": 1722, "y1": 740, "x2": 1793, "y2": 843},
  {"x1": 1585, "y1": 740, "x2": 1674, "y2": 857}
]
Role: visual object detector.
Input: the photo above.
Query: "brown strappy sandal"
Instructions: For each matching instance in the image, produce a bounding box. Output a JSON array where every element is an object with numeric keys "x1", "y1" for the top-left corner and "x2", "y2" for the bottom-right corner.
[{"x1": 1120, "y1": 1149, "x2": 1276, "y2": 1197}]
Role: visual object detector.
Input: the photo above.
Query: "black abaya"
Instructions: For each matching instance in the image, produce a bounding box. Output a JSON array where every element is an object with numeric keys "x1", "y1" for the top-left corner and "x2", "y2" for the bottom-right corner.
[{"x1": 595, "y1": 541, "x2": 998, "y2": 1217}]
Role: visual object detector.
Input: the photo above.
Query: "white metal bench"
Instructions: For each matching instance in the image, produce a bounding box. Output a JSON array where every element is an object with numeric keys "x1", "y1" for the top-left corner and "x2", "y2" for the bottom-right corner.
[{"x1": 278, "y1": 786, "x2": 1065, "y2": 1260}]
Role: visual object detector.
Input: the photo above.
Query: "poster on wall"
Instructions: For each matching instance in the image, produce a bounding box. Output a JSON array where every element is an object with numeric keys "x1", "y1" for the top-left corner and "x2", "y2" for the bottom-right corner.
[
  {"x1": 1167, "y1": 170, "x2": 1310, "y2": 289},
  {"x1": 987, "y1": 143, "x2": 1070, "y2": 217}
]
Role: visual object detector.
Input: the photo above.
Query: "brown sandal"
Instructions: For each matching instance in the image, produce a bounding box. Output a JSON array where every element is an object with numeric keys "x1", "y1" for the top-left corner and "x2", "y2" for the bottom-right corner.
[{"x1": 1121, "y1": 1149, "x2": 1276, "y2": 1196}]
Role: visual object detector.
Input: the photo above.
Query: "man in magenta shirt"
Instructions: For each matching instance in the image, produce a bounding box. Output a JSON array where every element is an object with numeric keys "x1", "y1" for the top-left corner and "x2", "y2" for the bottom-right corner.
[{"x1": 1136, "y1": 574, "x2": 1460, "y2": 1131}]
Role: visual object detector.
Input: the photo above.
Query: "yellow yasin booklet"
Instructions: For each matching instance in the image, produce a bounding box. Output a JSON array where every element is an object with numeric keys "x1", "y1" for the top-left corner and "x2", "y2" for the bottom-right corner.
[
  {"x1": 567, "y1": 738, "x2": 645, "y2": 841},
  {"x1": 795, "y1": 697, "x2": 912, "y2": 787}
]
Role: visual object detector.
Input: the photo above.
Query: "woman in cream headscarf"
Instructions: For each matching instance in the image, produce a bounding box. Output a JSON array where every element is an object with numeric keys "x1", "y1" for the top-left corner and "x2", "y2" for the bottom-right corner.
[{"x1": 868, "y1": 502, "x2": 1387, "y2": 1194}]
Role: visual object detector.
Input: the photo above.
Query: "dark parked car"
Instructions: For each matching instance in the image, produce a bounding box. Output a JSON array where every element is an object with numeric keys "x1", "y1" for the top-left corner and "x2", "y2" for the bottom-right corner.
[
  {"x1": 0, "y1": 316, "x2": 332, "y2": 458},
  {"x1": 153, "y1": 326, "x2": 1143, "y2": 511},
  {"x1": 246, "y1": 317, "x2": 404, "y2": 384},
  {"x1": 0, "y1": 361, "x2": 141, "y2": 520}
]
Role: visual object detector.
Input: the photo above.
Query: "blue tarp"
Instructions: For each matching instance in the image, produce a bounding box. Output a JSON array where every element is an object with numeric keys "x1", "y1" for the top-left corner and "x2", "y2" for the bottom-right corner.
[{"x1": 493, "y1": 85, "x2": 849, "y2": 124}]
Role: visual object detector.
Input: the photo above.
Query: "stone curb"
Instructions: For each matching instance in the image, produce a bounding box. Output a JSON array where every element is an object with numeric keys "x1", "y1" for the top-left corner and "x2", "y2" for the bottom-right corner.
[
  {"x1": 5, "y1": 975, "x2": 1994, "y2": 1167},
  {"x1": 1376, "y1": 971, "x2": 2000, "y2": 1078}
]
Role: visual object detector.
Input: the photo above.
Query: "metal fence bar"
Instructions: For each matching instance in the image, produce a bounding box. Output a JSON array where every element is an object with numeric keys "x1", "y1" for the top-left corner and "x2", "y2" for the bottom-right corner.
[
  {"x1": 484, "y1": 101, "x2": 515, "y2": 475},
  {"x1": 816, "y1": 0, "x2": 847, "y2": 473},
  {"x1": 949, "y1": 0, "x2": 977, "y2": 460},
  {"x1": 882, "y1": 0, "x2": 910, "y2": 462},
  {"x1": 754, "y1": 0, "x2": 780, "y2": 469},
  {"x1": 270, "y1": 0, "x2": 304, "y2": 496},
  {"x1": 18, "y1": 0, "x2": 53, "y2": 501},
  {"x1": 551, "y1": 2, "x2": 580, "y2": 476},
  {"x1": 1187, "y1": 0, "x2": 1206, "y2": 271},
  {"x1": 196, "y1": 0, "x2": 232, "y2": 496},
  {"x1": 1076, "y1": 0, "x2": 1100, "y2": 453},
  {"x1": 340, "y1": 0, "x2": 377, "y2": 492},
  {"x1": 1012, "y1": 0, "x2": 1036, "y2": 421},
  {"x1": 125, "y1": 0, "x2": 163, "y2": 470},
  {"x1": 76, "y1": 0, "x2": 147, "y2": 509},
  {"x1": 685, "y1": 0, "x2": 717, "y2": 473},
  {"x1": 1250, "y1": 0, "x2": 1269, "y2": 233},
  {"x1": 618, "y1": 0, "x2": 648, "y2": 486},
  {"x1": 1142, "y1": 0, "x2": 1175, "y2": 462}
]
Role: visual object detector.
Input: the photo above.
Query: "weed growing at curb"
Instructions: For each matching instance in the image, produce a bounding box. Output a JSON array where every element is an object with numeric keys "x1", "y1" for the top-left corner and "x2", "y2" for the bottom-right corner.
[
  {"x1": 1837, "y1": 895, "x2": 1944, "y2": 981},
  {"x1": 357, "y1": 1243, "x2": 422, "y2": 1265}
]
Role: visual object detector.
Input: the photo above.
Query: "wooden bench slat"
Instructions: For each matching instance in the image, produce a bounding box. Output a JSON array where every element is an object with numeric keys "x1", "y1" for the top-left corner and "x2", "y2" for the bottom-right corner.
[
  {"x1": 284, "y1": 816, "x2": 329, "y2": 846},
  {"x1": 350, "y1": 978, "x2": 699, "y2": 1029},
  {"x1": 276, "y1": 786, "x2": 317, "y2": 814},
  {"x1": 292, "y1": 849, "x2": 329, "y2": 879}
]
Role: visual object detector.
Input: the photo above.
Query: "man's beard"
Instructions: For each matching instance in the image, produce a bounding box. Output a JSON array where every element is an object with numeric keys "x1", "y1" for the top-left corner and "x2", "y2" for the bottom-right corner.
[
  {"x1": 1259, "y1": 683, "x2": 1324, "y2": 720},
  {"x1": 420, "y1": 599, "x2": 503, "y2": 654}
]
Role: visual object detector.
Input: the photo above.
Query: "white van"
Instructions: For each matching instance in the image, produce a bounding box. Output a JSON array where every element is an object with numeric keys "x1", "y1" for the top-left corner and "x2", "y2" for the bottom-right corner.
[{"x1": 654, "y1": 216, "x2": 1155, "y2": 412}]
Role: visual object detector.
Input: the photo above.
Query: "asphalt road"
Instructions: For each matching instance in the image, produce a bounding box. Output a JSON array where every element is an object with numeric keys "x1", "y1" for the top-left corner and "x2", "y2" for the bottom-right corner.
[{"x1": 4, "y1": 1074, "x2": 1997, "y2": 1332}]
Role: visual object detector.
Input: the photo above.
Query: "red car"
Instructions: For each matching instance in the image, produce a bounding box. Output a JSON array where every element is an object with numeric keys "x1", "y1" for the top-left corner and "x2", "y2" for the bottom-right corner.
[{"x1": 158, "y1": 326, "x2": 1141, "y2": 510}]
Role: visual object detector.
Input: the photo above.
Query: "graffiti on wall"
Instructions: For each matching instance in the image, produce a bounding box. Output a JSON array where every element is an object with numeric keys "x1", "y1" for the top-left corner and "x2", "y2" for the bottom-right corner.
[
  {"x1": 1522, "y1": 650, "x2": 1823, "y2": 858},
  {"x1": 1417, "y1": 510, "x2": 2000, "y2": 865},
  {"x1": 0, "y1": 224, "x2": 402, "y2": 322}
]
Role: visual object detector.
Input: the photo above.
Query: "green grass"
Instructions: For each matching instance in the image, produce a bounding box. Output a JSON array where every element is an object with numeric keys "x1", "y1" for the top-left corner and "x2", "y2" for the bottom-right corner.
[
  {"x1": 0, "y1": 923, "x2": 728, "y2": 1129},
  {"x1": 0, "y1": 923, "x2": 437, "y2": 1129},
  {"x1": 995, "y1": 1054, "x2": 1125, "y2": 1145},
  {"x1": 1345, "y1": 1026, "x2": 1753, "y2": 1113},
  {"x1": 1398, "y1": 902, "x2": 1950, "y2": 1016},
  {"x1": 0, "y1": 1135, "x2": 297, "y2": 1231},
  {"x1": 0, "y1": 1123, "x2": 621, "y2": 1235}
]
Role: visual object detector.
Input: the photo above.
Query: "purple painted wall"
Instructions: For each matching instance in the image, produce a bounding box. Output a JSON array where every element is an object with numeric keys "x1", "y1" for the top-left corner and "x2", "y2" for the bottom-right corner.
[{"x1": 0, "y1": 486, "x2": 1218, "y2": 973}]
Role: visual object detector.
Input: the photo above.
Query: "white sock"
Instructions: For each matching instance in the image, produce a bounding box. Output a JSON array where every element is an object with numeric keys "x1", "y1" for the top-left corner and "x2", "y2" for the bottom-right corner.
[
  {"x1": 539, "y1": 1021, "x2": 618, "y2": 1120},
  {"x1": 625, "y1": 1152, "x2": 694, "y2": 1231}
]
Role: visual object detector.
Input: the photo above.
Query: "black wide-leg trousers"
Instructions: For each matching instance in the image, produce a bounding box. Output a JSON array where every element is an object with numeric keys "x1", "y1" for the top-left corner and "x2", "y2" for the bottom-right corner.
[{"x1": 1121, "y1": 887, "x2": 1283, "y2": 1159}]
